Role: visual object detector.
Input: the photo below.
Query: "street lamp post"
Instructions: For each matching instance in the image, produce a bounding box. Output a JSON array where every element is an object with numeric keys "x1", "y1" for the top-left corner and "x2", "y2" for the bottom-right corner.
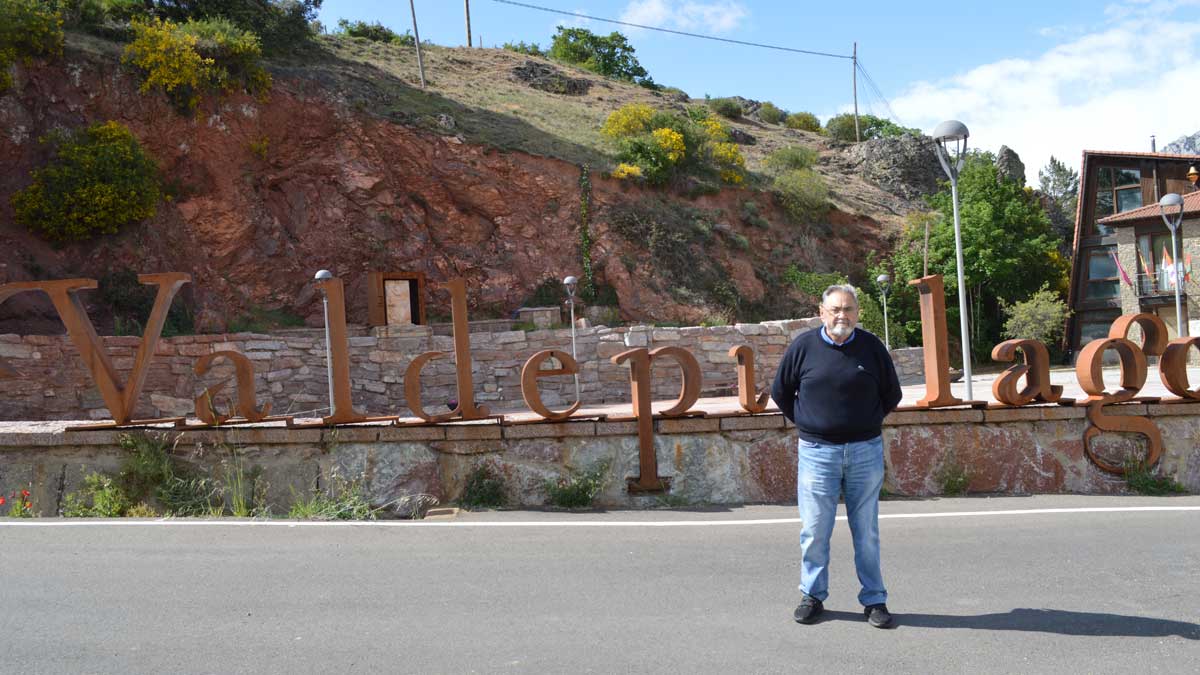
[
  {"x1": 1158, "y1": 193, "x2": 1187, "y2": 337},
  {"x1": 563, "y1": 276, "x2": 581, "y2": 402},
  {"x1": 876, "y1": 273, "x2": 891, "y2": 351},
  {"x1": 314, "y1": 269, "x2": 335, "y2": 416},
  {"x1": 932, "y1": 119, "x2": 974, "y2": 401}
]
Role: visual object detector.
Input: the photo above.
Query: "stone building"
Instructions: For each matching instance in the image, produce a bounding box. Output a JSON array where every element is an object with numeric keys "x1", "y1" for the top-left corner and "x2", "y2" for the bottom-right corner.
[
  {"x1": 1099, "y1": 191, "x2": 1200, "y2": 338},
  {"x1": 1065, "y1": 150, "x2": 1198, "y2": 352}
]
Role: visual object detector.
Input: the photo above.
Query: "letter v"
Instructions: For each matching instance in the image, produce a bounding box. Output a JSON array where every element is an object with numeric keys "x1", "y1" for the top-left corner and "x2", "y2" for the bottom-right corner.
[{"x1": 0, "y1": 273, "x2": 190, "y2": 424}]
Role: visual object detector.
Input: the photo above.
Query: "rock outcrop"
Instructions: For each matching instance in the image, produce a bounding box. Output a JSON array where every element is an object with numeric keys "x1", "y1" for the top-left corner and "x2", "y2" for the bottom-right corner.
[
  {"x1": 842, "y1": 133, "x2": 942, "y2": 201},
  {"x1": 995, "y1": 145, "x2": 1026, "y2": 186}
]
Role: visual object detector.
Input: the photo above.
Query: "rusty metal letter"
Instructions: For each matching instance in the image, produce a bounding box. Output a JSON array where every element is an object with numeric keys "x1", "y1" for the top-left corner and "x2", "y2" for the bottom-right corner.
[
  {"x1": 907, "y1": 274, "x2": 964, "y2": 408},
  {"x1": 448, "y1": 277, "x2": 489, "y2": 420},
  {"x1": 0, "y1": 274, "x2": 190, "y2": 425},
  {"x1": 314, "y1": 276, "x2": 369, "y2": 425},
  {"x1": 648, "y1": 346, "x2": 702, "y2": 417},
  {"x1": 520, "y1": 349, "x2": 581, "y2": 420},
  {"x1": 1076, "y1": 336, "x2": 1162, "y2": 474},
  {"x1": 193, "y1": 351, "x2": 271, "y2": 424},
  {"x1": 403, "y1": 351, "x2": 458, "y2": 423},
  {"x1": 612, "y1": 348, "x2": 666, "y2": 492},
  {"x1": 1108, "y1": 313, "x2": 1168, "y2": 356},
  {"x1": 729, "y1": 345, "x2": 769, "y2": 413},
  {"x1": 1160, "y1": 337, "x2": 1200, "y2": 400},
  {"x1": 990, "y1": 339, "x2": 1065, "y2": 406}
]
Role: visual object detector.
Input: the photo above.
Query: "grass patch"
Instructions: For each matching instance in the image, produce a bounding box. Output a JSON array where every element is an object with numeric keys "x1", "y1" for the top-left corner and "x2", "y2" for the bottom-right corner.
[
  {"x1": 935, "y1": 451, "x2": 972, "y2": 496},
  {"x1": 226, "y1": 306, "x2": 305, "y2": 333},
  {"x1": 288, "y1": 472, "x2": 377, "y2": 520},
  {"x1": 545, "y1": 459, "x2": 610, "y2": 508},
  {"x1": 1124, "y1": 459, "x2": 1189, "y2": 495},
  {"x1": 459, "y1": 460, "x2": 508, "y2": 510}
]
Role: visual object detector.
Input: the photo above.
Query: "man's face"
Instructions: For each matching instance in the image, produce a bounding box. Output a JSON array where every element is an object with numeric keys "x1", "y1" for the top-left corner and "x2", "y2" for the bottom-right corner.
[{"x1": 820, "y1": 291, "x2": 859, "y2": 342}]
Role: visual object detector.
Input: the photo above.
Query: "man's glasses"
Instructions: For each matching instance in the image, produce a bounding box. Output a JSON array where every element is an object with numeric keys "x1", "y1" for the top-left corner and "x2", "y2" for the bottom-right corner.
[{"x1": 823, "y1": 305, "x2": 858, "y2": 315}]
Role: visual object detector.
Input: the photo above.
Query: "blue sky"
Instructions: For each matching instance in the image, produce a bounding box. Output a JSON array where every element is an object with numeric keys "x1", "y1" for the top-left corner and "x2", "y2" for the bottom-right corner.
[{"x1": 318, "y1": 1, "x2": 1200, "y2": 182}]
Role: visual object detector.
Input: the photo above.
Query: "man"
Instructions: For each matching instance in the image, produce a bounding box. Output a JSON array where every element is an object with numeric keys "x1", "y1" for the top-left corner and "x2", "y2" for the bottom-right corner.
[{"x1": 771, "y1": 284, "x2": 902, "y2": 628}]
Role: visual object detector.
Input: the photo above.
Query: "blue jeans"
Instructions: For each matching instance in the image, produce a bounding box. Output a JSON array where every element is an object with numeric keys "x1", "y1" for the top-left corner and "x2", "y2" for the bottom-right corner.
[{"x1": 796, "y1": 435, "x2": 887, "y2": 607}]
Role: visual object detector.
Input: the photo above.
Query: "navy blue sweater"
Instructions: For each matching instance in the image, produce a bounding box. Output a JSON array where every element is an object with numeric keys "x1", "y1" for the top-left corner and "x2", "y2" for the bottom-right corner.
[{"x1": 770, "y1": 328, "x2": 902, "y2": 444}]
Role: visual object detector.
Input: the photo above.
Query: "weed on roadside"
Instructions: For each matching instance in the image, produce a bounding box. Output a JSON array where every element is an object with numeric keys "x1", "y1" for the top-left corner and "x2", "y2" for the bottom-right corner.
[
  {"x1": 934, "y1": 451, "x2": 972, "y2": 496},
  {"x1": 1124, "y1": 459, "x2": 1189, "y2": 495},
  {"x1": 545, "y1": 459, "x2": 611, "y2": 509},
  {"x1": 459, "y1": 460, "x2": 508, "y2": 510}
]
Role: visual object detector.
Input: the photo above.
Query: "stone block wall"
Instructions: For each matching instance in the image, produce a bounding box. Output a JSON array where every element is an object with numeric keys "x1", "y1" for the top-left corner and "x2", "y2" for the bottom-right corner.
[
  {"x1": 0, "y1": 319, "x2": 923, "y2": 422},
  {"x1": 1, "y1": 401, "x2": 1195, "y2": 514}
]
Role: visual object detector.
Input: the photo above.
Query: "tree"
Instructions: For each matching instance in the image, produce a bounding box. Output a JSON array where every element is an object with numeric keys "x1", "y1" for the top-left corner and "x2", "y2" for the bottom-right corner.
[
  {"x1": 145, "y1": 0, "x2": 321, "y2": 54},
  {"x1": 548, "y1": 27, "x2": 650, "y2": 84},
  {"x1": 886, "y1": 152, "x2": 1068, "y2": 360},
  {"x1": 825, "y1": 113, "x2": 920, "y2": 143},
  {"x1": 1038, "y1": 155, "x2": 1079, "y2": 241}
]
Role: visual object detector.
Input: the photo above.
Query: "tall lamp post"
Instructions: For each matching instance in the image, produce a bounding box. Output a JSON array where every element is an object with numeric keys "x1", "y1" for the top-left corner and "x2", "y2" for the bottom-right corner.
[
  {"x1": 314, "y1": 269, "x2": 335, "y2": 416},
  {"x1": 876, "y1": 273, "x2": 891, "y2": 351},
  {"x1": 1158, "y1": 193, "x2": 1187, "y2": 337},
  {"x1": 563, "y1": 275, "x2": 581, "y2": 402},
  {"x1": 932, "y1": 119, "x2": 974, "y2": 400}
]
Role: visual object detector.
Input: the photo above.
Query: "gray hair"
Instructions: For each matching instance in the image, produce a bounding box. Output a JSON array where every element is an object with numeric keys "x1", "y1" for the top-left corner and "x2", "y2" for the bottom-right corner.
[{"x1": 821, "y1": 284, "x2": 859, "y2": 306}]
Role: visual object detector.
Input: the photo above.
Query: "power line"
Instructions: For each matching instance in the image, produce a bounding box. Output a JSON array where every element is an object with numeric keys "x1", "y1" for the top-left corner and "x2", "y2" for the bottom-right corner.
[
  {"x1": 490, "y1": 0, "x2": 853, "y2": 60},
  {"x1": 855, "y1": 60, "x2": 904, "y2": 126}
]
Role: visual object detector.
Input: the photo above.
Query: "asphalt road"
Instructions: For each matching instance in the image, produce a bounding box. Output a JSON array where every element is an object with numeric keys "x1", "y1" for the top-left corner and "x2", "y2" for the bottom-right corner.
[{"x1": 2, "y1": 495, "x2": 1198, "y2": 674}]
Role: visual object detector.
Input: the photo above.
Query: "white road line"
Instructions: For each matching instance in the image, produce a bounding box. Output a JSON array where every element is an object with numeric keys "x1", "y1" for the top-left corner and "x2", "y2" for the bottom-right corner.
[{"x1": 0, "y1": 506, "x2": 1197, "y2": 527}]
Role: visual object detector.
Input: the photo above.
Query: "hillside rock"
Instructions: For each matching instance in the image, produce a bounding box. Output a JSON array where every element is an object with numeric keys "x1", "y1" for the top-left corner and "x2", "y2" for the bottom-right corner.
[
  {"x1": 728, "y1": 127, "x2": 756, "y2": 145},
  {"x1": 995, "y1": 145, "x2": 1026, "y2": 186},
  {"x1": 510, "y1": 60, "x2": 591, "y2": 96},
  {"x1": 0, "y1": 47, "x2": 888, "y2": 332},
  {"x1": 1163, "y1": 132, "x2": 1200, "y2": 155},
  {"x1": 843, "y1": 133, "x2": 942, "y2": 201}
]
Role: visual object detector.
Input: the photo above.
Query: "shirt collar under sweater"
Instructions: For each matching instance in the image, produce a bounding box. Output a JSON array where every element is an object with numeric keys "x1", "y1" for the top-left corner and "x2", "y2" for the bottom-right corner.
[{"x1": 819, "y1": 325, "x2": 857, "y2": 346}]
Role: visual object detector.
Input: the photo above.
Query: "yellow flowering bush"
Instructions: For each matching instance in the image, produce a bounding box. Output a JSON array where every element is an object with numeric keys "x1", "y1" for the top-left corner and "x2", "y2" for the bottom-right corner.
[
  {"x1": 124, "y1": 17, "x2": 215, "y2": 111},
  {"x1": 652, "y1": 128, "x2": 686, "y2": 163},
  {"x1": 611, "y1": 163, "x2": 643, "y2": 180},
  {"x1": 710, "y1": 142, "x2": 746, "y2": 184},
  {"x1": 699, "y1": 116, "x2": 729, "y2": 142},
  {"x1": 0, "y1": 0, "x2": 64, "y2": 92},
  {"x1": 123, "y1": 17, "x2": 272, "y2": 111},
  {"x1": 601, "y1": 103, "x2": 654, "y2": 138},
  {"x1": 12, "y1": 121, "x2": 161, "y2": 242}
]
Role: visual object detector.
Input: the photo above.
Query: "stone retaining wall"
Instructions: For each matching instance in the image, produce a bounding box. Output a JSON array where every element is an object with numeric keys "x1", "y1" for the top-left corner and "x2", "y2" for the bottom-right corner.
[
  {"x1": 1, "y1": 401, "x2": 1195, "y2": 515},
  {"x1": 0, "y1": 320, "x2": 924, "y2": 421}
]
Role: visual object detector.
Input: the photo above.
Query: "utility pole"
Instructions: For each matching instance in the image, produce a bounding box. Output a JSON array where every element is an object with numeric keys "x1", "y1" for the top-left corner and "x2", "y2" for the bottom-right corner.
[
  {"x1": 464, "y1": 0, "x2": 472, "y2": 48},
  {"x1": 852, "y1": 41, "x2": 860, "y2": 142},
  {"x1": 409, "y1": 0, "x2": 426, "y2": 89}
]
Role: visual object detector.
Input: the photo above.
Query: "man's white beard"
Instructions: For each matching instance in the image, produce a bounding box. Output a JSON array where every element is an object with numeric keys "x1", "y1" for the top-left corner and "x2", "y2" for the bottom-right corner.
[{"x1": 829, "y1": 324, "x2": 853, "y2": 340}]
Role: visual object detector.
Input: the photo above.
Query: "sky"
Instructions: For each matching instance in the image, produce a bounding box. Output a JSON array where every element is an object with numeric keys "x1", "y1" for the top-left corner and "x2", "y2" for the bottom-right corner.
[{"x1": 317, "y1": 0, "x2": 1200, "y2": 185}]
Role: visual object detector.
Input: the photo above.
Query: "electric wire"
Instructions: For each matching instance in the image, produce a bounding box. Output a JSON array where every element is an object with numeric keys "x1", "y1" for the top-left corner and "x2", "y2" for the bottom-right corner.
[{"x1": 490, "y1": 0, "x2": 852, "y2": 60}]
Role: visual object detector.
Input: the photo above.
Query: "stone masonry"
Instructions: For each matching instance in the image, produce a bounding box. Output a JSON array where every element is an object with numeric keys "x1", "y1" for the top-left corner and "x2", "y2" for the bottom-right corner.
[{"x1": 0, "y1": 319, "x2": 924, "y2": 422}]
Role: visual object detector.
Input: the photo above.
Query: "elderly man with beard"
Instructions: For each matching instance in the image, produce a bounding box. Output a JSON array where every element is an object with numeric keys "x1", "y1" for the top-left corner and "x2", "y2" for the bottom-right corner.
[{"x1": 771, "y1": 284, "x2": 902, "y2": 628}]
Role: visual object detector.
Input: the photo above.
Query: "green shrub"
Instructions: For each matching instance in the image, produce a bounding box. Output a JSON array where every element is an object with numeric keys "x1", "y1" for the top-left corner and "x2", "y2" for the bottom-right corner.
[
  {"x1": 0, "y1": 0, "x2": 64, "y2": 92},
  {"x1": 226, "y1": 306, "x2": 305, "y2": 333},
  {"x1": 460, "y1": 461, "x2": 507, "y2": 510},
  {"x1": 773, "y1": 168, "x2": 828, "y2": 223},
  {"x1": 764, "y1": 146, "x2": 818, "y2": 173},
  {"x1": 12, "y1": 121, "x2": 160, "y2": 243},
  {"x1": 99, "y1": 269, "x2": 194, "y2": 336},
  {"x1": 545, "y1": 460, "x2": 610, "y2": 508},
  {"x1": 63, "y1": 472, "x2": 131, "y2": 517},
  {"x1": 708, "y1": 97, "x2": 742, "y2": 119},
  {"x1": 150, "y1": 0, "x2": 321, "y2": 55},
  {"x1": 336, "y1": 18, "x2": 412, "y2": 45},
  {"x1": 784, "y1": 111, "x2": 821, "y2": 132},
  {"x1": 123, "y1": 16, "x2": 215, "y2": 110},
  {"x1": 1001, "y1": 286, "x2": 1070, "y2": 346},
  {"x1": 826, "y1": 113, "x2": 920, "y2": 142},
  {"x1": 740, "y1": 200, "x2": 770, "y2": 228},
  {"x1": 934, "y1": 451, "x2": 972, "y2": 496},
  {"x1": 548, "y1": 26, "x2": 650, "y2": 84},
  {"x1": 525, "y1": 277, "x2": 565, "y2": 307},
  {"x1": 757, "y1": 101, "x2": 785, "y2": 124},
  {"x1": 503, "y1": 40, "x2": 542, "y2": 56},
  {"x1": 824, "y1": 113, "x2": 861, "y2": 142},
  {"x1": 157, "y1": 474, "x2": 222, "y2": 516}
]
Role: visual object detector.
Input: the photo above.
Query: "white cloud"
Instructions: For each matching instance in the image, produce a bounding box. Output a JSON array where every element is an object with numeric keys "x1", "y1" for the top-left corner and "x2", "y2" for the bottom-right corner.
[
  {"x1": 553, "y1": 8, "x2": 594, "y2": 31},
  {"x1": 619, "y1": 0, "x2": 748, "y2": 34},
  {"x1": 888, "y1": 2, "x2": 1200, "y2": 185}
]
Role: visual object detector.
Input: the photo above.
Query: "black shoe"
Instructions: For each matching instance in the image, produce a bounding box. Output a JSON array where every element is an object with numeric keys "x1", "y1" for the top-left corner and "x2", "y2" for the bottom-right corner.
[
  {"x1": 864, "y1": 603, "x2": 894, "y2": 628},
  {"x1": 794, "y1": 595, "x2": 824, "y2": 624}
]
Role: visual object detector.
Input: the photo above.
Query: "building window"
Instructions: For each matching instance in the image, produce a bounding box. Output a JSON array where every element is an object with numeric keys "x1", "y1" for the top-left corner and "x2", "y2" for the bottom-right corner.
[
  {"x1": 1078, "y1": 310, "x2": 1121, "y2": 345},
  {"x1": 1084, "y1": 247, "x2": 1120, "y2": 300},
  {"x1": 1137, "y1": 232, "x2": 1184, "y2": 295},
  {"x1": 1092, "y1": 167, "x2": 1142, "y2": 235}
]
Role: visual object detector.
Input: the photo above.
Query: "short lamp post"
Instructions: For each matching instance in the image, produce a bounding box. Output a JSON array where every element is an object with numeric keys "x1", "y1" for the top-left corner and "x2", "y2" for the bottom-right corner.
[
  {"x1": 876, "y1": 273, "x2": 891, "y2": 351},
  {"x1": 563, "y1": 275, "x2": 581, "y2": 402},
  {"x1": 932, "y1": 119, "x2": 974, "y2": 400},
  {"x1": 1158, "y1": 193, "x2": 1187, "y2": 337},
  {"x1": 314, "y1": 269, "x2": 335, "y2": 416}
]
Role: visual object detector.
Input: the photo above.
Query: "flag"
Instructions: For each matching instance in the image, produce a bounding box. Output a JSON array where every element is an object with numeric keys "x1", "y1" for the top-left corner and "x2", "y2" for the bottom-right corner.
[
  {"x1": 1163, "y1": 245, "x2": 1176, "y2": 289},
  {"x1": 1110, "y1": 250, "x2": 1132, "y2": 286},
  {"x1": 1187, "y1": 254, "x2": 1193, "y2": 283},
  {"x1": 1137, "y1": 247, "x2": 1155, "y2": 290}
]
